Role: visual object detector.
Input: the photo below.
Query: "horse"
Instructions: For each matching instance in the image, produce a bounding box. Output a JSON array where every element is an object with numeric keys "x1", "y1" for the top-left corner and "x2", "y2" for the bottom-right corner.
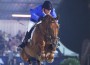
[{"x1": 20, "y1": 15, "x2": 59, "y2": 65}]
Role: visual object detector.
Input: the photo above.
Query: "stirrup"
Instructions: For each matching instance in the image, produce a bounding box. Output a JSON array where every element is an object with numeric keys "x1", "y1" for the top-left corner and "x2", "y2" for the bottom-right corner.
[
  {"x1": 28, "y1": 39, "x2": 32, "y2": 45},
  {"x1": 17, "y1": 47, "x2": 23, "y2": 53}
]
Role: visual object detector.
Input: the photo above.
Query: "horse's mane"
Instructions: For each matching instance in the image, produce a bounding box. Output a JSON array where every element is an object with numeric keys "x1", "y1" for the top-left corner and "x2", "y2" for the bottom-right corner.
[{"x1": 42, "y1": 15, "x2": 54, "y2": 23}]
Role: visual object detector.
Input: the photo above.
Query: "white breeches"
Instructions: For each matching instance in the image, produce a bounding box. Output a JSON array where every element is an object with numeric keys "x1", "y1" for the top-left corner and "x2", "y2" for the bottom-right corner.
[
  {"x1": 27, "y1": 21, "x2": 42, "y2": 32},
  {"x1": 27, "y1": 21, "x2": 35, "y2": 32}
]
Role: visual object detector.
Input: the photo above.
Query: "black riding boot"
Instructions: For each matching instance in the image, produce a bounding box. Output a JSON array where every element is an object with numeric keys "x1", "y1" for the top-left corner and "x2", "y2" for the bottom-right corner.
[
  {"x1": 18, "y1": 25, "x2": 35, "y2": 48},
  {"x1": 18, "y1": 31, "x2": 30, "y2": 48}
]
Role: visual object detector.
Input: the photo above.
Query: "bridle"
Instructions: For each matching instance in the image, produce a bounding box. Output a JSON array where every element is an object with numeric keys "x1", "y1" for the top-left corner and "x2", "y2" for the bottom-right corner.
[
  {"x1": 37, "y1": 20, "x2": 59, "y2": 48},
  {"x1": 45, "y1": 22, "x2": 59, "y2": 48}
]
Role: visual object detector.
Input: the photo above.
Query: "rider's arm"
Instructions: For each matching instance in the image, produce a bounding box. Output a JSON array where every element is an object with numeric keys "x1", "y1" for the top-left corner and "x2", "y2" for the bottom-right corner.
[
  {"x1": 51, "y1": 8, "x2": 57, "y2": 18},
  {"x1": 30, "y1": 8, "x2": 39, "y2": 22},
  {"x1": 30, "y1": 5, "x2": 45, "y2": 22},
  {"x1": 51, "y1": 8, "x2": 58, "y2": 23}
]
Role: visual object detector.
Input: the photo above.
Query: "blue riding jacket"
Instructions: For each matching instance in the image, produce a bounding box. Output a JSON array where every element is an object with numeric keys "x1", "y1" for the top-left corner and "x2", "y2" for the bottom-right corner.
[{"x1": 30, "y1": 5, "x2": 57, "y2": 22}]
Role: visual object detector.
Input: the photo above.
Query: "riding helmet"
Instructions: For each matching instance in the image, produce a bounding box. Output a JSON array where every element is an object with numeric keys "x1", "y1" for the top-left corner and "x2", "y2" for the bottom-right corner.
[{"x1": 42, "y1": 1, "x2": 52, "y2": 10}]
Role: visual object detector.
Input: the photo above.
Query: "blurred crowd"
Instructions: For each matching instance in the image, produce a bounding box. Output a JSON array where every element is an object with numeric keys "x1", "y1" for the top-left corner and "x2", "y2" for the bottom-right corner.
[
  {"x1": 0, "y1": 30, "x2": 62, "y2": 65},
  {"x1": 0, "y1": 30, "x2": 25, "y2": 56}
]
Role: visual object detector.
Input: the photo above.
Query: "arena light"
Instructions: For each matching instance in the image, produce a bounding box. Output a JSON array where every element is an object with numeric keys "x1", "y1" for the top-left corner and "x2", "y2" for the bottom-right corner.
[{"x1": 12, "y1": 14, "x2": 31, "y2": 18}]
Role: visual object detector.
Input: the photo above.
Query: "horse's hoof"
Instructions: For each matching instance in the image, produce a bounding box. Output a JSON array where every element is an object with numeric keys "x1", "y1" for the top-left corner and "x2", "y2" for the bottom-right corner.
[
  {"x1": 39, "y1": 54, "x2": 45, "y2": 61},
  {"x1": 47, "y1": 59, "x2": 54, "y2": 63},
  {"x1": 49, "y1": 53, "x2": 54, "y2": 59},
  {"x1": 46, "y1": 53, "x2": 54, "y2": 59},
  {"x1": 46, "y1": 53, "x2": 54, "y2": 63},
  {"x1": 41, "y1": 53, "x2": 45, "y2": 58}
]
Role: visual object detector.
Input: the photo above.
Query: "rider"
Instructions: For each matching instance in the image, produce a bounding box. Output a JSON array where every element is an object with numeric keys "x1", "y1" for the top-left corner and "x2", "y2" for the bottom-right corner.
[{"x1": 18, "y1": 1, "x2": 57, "y2": 51}]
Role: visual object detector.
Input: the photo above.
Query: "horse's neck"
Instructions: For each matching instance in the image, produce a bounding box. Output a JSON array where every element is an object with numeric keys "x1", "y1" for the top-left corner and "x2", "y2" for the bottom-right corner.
[{"x1": 36, "y1": 24, "x2": 44, "y2": 35}]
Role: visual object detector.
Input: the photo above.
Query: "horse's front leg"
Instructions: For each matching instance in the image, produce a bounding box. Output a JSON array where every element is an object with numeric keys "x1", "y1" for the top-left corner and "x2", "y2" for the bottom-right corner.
[
  {"x1": 46, "y1": 52, "x2": 54, "y2": 63},
  {"x1": 46, "y1": 46, "x2": 56, "y2": 63},
  {"x1": 38, "y1": 41, "x2": 45, "y2": 61}
]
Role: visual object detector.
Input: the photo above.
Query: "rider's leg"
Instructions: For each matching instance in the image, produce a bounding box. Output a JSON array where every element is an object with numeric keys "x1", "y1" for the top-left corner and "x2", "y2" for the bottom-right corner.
[
  {"x1": 18, "y1": 21, "x2": 35, "y2": 49},
  {"x1": 18, "y1": 31, "x2": 29, "y2": 48}
]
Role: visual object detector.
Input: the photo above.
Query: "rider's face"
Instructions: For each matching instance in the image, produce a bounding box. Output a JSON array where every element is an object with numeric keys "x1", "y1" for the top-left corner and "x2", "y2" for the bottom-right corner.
[{"x1": 43, "y1": 8, "x2": 51, "y2": 15}]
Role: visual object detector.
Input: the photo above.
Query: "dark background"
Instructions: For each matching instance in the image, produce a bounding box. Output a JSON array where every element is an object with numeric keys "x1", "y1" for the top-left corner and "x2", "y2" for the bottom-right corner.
[{"x1": 57, "y1": 0, "x2": 89, "y2": 54}]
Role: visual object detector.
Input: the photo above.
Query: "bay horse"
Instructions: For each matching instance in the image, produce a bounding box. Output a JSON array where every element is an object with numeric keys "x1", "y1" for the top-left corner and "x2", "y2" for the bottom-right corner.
[{"x1": 20, "y1": 15, "x2": 59, "y2": 65}]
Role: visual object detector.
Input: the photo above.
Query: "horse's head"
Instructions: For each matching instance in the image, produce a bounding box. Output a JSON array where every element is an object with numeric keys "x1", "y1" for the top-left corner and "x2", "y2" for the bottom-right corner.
[{"x1": 42, "y1": 15, "x2": 59, "y2": 50}]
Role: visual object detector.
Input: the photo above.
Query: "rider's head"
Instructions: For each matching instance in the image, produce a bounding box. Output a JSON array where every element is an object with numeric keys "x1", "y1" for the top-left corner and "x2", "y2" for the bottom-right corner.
[{"x1": 42, "y1": 1, "x2": 52, "y2": 15}]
